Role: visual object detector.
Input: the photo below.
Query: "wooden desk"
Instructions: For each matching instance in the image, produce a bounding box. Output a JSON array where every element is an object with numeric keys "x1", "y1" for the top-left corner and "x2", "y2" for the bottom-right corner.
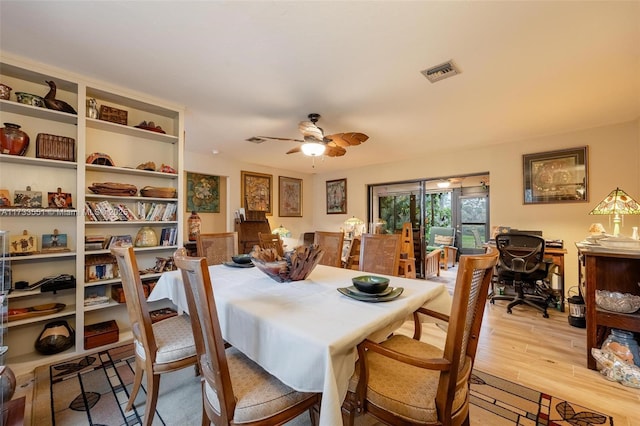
[
  {"x1": 576, "y1": 245, "x2": 640, "y2": 370},
  {"x1": 544, "y1": 247, "x2": 567, "y2": 311}
]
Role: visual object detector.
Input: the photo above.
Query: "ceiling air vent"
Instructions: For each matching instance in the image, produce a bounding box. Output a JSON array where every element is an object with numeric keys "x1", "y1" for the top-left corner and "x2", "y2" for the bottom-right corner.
[{"x1": 421, "y1": 60, "x2": 460, "y2": 83}]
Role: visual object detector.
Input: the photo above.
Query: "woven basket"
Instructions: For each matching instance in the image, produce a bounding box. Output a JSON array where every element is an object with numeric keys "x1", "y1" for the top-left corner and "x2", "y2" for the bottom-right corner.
[{"x1": 140, "y1": 186, "x2": 176, "y2": 198}]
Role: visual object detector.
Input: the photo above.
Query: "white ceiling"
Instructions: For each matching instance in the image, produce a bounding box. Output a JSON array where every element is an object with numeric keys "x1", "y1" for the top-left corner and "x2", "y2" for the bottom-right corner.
[{"x1": 1, "y1": 1, "x2": 638, "y2": 174}]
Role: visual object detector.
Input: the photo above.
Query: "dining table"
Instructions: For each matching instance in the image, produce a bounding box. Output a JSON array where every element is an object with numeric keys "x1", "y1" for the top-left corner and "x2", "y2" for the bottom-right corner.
[{"x1": 147, "y1": 263, "x2": 452, "y2": 426}]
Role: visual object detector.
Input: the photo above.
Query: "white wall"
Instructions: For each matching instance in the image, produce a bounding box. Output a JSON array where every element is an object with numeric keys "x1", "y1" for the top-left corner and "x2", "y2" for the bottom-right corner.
[
  {"x1": 308, "y1": 119, "x2": 640, "y2": 292},
  {"x1": 184, "y1": 119, "x2": 639, "y2": 292}
]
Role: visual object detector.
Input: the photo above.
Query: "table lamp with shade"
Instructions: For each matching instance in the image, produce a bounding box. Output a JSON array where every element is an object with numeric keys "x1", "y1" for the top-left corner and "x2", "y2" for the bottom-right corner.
[
  {"x1": 272, "y1": 224, "x2": 291, "y2": 238},
  {"x1": 589, "y1": 188, "x2": 640, "y2": 237},
  {"x1": 343, "y1": 216, "x2": 365, "y2": 238}
]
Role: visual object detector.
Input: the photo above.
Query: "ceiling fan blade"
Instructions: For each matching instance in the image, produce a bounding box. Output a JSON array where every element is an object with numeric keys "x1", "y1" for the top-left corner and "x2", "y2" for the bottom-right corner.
[
  {"x1": 298, "y1": 121, "x2": 324, "y2": 141},
  {"x1": 325, "y1": 132, "x2": 369, "y2": 148},
  {"x1": 255, "y1": 136, "x2": 305, "y2": 143},
  {"x1": 286, "y1": 145, "x2": 303, "y2": 155},
  {"x1": 324, "y1": 144, "x2": 347, "y2": 157}
]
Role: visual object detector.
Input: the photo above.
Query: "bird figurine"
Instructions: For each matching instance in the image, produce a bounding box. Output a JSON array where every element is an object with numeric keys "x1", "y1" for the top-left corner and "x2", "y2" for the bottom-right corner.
[{"x1": 43, "y1": 80, "x2": 77, "y2": 114}]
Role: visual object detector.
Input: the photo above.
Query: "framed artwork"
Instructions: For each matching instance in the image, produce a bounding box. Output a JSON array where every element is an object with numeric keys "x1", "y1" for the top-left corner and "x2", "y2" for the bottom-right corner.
[
  {"x1": 0, "y1": 189, "x2": 11, "y2": 207},
  {"x1": 279, "y1": 176, "x2": 302, "y2": 217},
  {"x1": 523, "y1": 146, "x2": 588, "y2": 204},
  {"x1": 42, "y1": 232, "x2": 69, "y2": 252},
  {"x1": 186, "y1": 172, "x2": 220, "y2": 212},
  {"x1": 9, "y1": 232, "x2": 37, "y2": 255},
  {"x1": 241, "y1": 171, "x2": 272, "y2": 214},
  {"x1": 48, "y1": 190, "x2": 73, "y2": 209},
  {"x1": 326, "y1": 178, "x2": 347, "y2": 214}
]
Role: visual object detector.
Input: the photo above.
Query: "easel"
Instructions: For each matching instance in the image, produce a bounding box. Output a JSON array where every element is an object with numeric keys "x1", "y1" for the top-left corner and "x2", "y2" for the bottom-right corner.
[{"x1": 398, "y1": 223, "x2": 416, "y2": 278}]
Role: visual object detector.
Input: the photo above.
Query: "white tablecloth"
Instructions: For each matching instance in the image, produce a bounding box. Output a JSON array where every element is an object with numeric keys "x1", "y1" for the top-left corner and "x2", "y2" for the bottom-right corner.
[{"x1": 148, "y1": 264, "x2": 451, "y2": 426}]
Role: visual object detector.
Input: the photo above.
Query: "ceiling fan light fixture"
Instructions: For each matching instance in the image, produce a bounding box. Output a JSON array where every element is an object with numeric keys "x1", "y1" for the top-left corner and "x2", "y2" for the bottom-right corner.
[{"x1": 301, "y1": 142, "x2": 326, "y2": 156}]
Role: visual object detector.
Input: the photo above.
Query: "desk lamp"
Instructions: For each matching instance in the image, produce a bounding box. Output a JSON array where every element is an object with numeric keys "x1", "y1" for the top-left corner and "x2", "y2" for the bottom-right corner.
[{"x1": 589, "y1": 188, "x2": 640, "y2": 237}]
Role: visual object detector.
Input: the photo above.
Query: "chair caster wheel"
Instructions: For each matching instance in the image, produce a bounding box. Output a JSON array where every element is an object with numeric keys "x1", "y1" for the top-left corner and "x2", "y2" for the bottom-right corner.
[
  {"x1": 543, "y1": 313, "x2": 549, "y2": 318},
  {"x1": 507, "y1": 309, "x2": 512, "y2": 314},
  {"x1": 490, "y1": 299, "x2": 495, "y2": 304}
]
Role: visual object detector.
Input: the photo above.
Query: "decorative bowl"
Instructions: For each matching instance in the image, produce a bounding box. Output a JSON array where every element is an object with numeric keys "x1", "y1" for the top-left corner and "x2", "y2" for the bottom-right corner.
[
  {"x1": 251, "y1": 244, "x2": 324, "y2": 283},
  {"x1": 352, "y1": 275, "x2": 390, "y2": 294},
  {"x1": 595, "y1": 290, "x2": 640, "y2": 314},
  {"x1": 231, "y1": 254, "x2": 252, "y2": 264},
  {"x1": 15, "y1": 92, "x2": 45, "y2": 108},
  {"x1": 599, "y1": 237, "x2": 640, "y2": 250}
]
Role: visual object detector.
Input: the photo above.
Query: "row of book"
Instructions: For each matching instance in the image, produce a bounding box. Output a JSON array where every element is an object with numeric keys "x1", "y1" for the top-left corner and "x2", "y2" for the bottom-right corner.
[
  {"x1": 84, "y1": 201, "x2": 177, "y2": 222},
  {"x1": 85, "y1": 227, "x2": 177, "y2": 251}
]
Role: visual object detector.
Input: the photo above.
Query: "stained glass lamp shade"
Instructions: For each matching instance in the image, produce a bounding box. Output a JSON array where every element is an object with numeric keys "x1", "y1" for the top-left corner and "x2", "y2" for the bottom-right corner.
[
  {"x1": 272, "y1": 225, "x2": 291, "y2": 238},
  {"x1": 589, "y1": 188, "x2": 640, "y2": 237}
]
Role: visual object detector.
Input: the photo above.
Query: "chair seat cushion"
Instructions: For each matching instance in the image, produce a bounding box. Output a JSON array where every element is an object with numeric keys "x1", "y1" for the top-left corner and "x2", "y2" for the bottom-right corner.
[
  {"x1": 134, "y1": 314, "x2": 196, "y2": 364},
  {"x1": 348, "y1": 335, "x2": 468, "y2": 423},
  {"x1": 204, "y1": 347, "x2": 316, "y2": 423}
]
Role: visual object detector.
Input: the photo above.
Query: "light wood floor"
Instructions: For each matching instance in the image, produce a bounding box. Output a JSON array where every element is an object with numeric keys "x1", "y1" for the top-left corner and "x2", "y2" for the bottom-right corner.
[{"x1": 420, "y1": 266, "x2": 640, "y2": 426}]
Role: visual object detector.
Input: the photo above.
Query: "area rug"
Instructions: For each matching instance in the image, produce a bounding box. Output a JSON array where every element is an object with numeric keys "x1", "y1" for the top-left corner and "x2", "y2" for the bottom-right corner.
[{"x1": 32, "y1": 345, "x2": 613, "y2": 426}]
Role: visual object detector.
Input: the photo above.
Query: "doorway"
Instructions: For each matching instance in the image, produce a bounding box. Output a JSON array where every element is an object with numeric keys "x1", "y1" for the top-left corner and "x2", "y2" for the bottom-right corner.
[{"x1": 368, "y1": 173, "x2": 489, "y2": 277}]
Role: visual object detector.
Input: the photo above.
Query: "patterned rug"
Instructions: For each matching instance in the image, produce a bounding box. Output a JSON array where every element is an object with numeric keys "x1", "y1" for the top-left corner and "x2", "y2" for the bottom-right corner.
[{"x1": 32, "y1": 345, "x2": 613, "y2": 426}]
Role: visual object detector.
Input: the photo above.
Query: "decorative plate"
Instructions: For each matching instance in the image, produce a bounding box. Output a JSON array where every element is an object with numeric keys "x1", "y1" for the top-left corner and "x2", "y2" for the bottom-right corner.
[
  {"x1": 337, "y1": 287, "x2": 403, "y2": 303},
  {"x1": 223, "y1": 261, "x2": 254, "y2": 268}
]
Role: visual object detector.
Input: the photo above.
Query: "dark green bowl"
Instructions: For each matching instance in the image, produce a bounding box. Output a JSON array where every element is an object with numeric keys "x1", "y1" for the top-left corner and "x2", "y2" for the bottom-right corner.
[
  {"x1": 231, "y1": 254, "x2": 252, "y2": 264},
  {"x1": 352, "y1": 275, "x2": 390, "y2": 294}
]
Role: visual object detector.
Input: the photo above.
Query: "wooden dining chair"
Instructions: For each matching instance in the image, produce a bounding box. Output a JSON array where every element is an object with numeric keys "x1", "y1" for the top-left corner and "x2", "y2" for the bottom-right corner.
[
  {"x1": 258, "y1": 232, "x2": 284, "y2": 257},
  {"x1": 110, "y1": 246, "x2": 198, "y2": 426},
  {"x1": 358, "y1": 233, "x2": 401, "y2": 276},
  {"x1": 196, "y1": 232, "x2": 238, "y2": 265},
  {"x1": 314, "y1": 231, "x2": 344, "y2": 267},
  {"x1": 173, "y1": 251, "x2": 321, "y2": 426},
  {"x1": 342, "y1": 247, "x2": 499, "y2": 426},
  {"x1": 424, "y1": 248, "x2": 442, "y2": 278}
]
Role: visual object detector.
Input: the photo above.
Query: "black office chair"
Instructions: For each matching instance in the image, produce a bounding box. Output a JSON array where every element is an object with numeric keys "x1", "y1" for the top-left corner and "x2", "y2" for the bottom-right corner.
[{"x1": 490, "y1": 232, "x2": 554, "y2": 318}]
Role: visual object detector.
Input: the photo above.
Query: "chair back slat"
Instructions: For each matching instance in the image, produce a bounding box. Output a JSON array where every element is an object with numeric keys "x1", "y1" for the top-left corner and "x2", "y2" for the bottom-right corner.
[
  {"x1": 358, "y1": 233, "x2": 401, "y2": 276},
  {"x1": 111, "y1": 246, "x2": 157, "y2": 357},
  {"x1": 258, "y1": 232, "x2": 284, "y2": 257},
  {"x1": 196, "y1": 232, "x2": 238, "y2": 265},
  {"x1": 175, "y1": 254, "x2": 236, "y2": 424},
  {"x1": 437, "y1": 247, "x2": 498, "y2": 412},
  {"x1": 314, "y1": 231, "x2": 344, "y2": 267}
]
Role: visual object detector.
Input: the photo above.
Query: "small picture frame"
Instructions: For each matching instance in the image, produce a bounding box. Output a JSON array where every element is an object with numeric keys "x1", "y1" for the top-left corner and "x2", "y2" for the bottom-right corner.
[
  {"x1": 85, "y1": 264, "x2": 117, "y2": 282},
  {"x1": 279, "y1": 176, "x2": 303, "y2": 217},
  {"x1": 48, "y1": 188, "x2": 73, "y2": 209},
  {"x1": 10, "y1": 231, "x2": 38, "y2": 255},
  {"x1": 523, "y1": 146, "x2": 588, "y2": 204},
  {"x1": 326, "y1": 178, "x2": 347, "y2": 214},
  {"x1": 42, "y1": 230, "x2": 69, "y2": 252},
  {"x1": 0, "y1": 189, "x2": 11, "y2": 207},
  {"x1": 14, "y1": 187, "x2": 42, "y2": 208}
]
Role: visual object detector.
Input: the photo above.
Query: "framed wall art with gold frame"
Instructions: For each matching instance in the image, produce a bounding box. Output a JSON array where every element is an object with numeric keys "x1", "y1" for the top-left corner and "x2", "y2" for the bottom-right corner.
[
  {"x1": 523, "y1": 146, "x2": 588, "y2": 204},
  {"x1": 279, "y1": 176, "x2": 302, "y2": 217},
  {"x1": 241, "y1": 171, "x2": 272, "y2": 214}
]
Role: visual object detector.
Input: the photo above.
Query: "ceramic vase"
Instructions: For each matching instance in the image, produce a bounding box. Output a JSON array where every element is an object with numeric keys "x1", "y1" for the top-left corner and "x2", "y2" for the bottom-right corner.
[
  {"x1": 188, "y1": 211, "x2": 201, "y2": 241},
  {"x1": 0, "y1": 365, "x2": 16, "y2": 402},
  {"x1": 135, "y1": 226, "x2": 158, "y2": 247},
  {"x1": 0, "y1": 123, "x2": 29, "y2": 156},
  {"x1": 0, "y1": 83, "x2": 11, "y2": 100}
]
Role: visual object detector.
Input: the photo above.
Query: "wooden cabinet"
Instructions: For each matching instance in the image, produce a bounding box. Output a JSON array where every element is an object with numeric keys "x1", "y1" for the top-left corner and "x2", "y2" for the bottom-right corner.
[
  {"x1": 577, "y1": 245, "x2": 640, "y2": 370},
  {"x1": 235, "y1": 219, "x2": 270, "y2": 254},
  {"x1": 0, "y1": 56, "x2": 184, "y2": 374}
]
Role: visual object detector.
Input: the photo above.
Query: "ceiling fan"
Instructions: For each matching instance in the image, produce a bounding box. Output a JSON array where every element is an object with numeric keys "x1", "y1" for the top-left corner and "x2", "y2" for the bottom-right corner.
[{"x1": 247, "y1": 113, "x2": 369, "y2": 157}]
